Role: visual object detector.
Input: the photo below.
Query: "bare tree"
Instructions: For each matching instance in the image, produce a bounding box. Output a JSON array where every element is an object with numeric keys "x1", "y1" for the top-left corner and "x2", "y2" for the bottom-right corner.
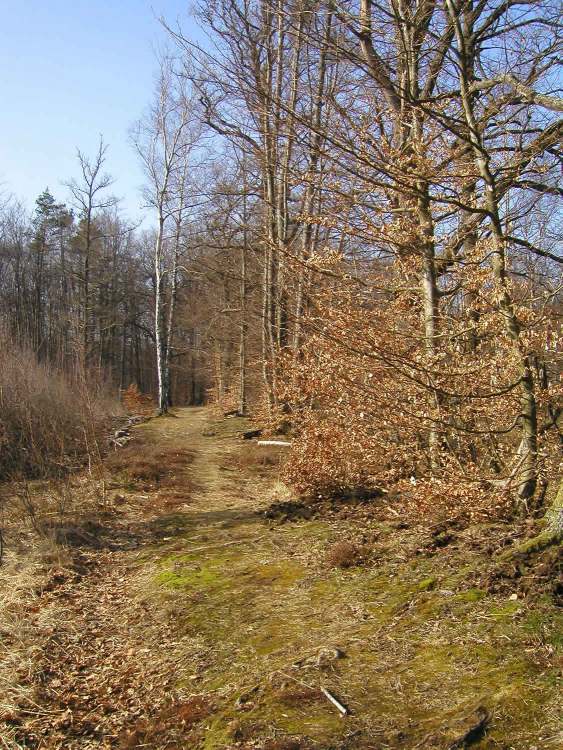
[
  {"x1": 131, "y1": 54, "x2": 201, "y2": 414},
  {"x1": 66, "y1": 137, "x2": 116, "y2": 366}
]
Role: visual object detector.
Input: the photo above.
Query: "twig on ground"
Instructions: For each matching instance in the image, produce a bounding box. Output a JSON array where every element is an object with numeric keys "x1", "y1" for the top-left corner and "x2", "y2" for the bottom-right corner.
[
  {"x1": 320, "y1": 687, "x2": 349, "y2": 716},
  {"x1": 275, "y1": 671, "x2": 349, "y2": 716}
]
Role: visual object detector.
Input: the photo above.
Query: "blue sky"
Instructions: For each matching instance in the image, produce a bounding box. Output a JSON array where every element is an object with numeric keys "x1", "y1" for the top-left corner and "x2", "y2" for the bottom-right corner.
[{"x1": 0, "y1": 1, "x2": 201, "y2": 223}]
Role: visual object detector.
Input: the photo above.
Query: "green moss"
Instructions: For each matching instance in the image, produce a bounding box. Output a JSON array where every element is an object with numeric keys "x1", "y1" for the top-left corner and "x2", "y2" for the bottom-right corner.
[
  {"x1": 499, "y1": 529, "x2": 554, "y2": 558},
  {"x1": 410, "y1": 644, "x2": 463, "y2": 680},
  {"x1": 488, "y1": 599, "x2": 522, "y2": 619},
  {"x1": 155, "y1": 565, "x2": 226, "y2": 589},
  {"x1": 521, "y1": 608, "x2": 563, "y2": 648},
  {"x1": 456, "y1": 587, "x2": 487, "y2": 602},
  {"x1": 248, "y1": 561, "x2": 305, "y2": 588},
  {"x1": 417, "y1": 576, "x2": 437, "y2": 591},
  {"x1": 521, "y1": 609, "x2": 545, "y2": 634},
  {"x1": 153, "y1": 547, "x2": 239, "y2": 592},
  {"x1": 274, "y1": 706, "x2": 344, "y2": 736},
  {"x1": 151, "y1": 512, "x2": 192, "y2": 532},
  {"x1": 310, "y1": 576, "x2": 341, "y2": 600},
  {"x1": 248, "y1": 620, "x2": 304, "y2": 656},
  {"x1": 202, "y1": 715, "x2": 237, "y2": 750}
]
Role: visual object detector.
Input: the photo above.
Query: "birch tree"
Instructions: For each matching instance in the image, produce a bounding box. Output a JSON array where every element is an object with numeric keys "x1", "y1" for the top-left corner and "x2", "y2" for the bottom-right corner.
[{"x1": 131, "y1": 55, "x2": 201, "y2": 414}]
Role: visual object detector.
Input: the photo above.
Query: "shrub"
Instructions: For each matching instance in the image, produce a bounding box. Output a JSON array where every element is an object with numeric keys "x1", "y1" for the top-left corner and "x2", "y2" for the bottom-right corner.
[
  {"x1": 276, "y1": 262, "x2": 561, "y2": 521},
  {"x1": 324, "y1": 540, "x2": 362, "y2": 569},
  {"x1": 0, "y1": 343, "x2": 119, "y2": 480}
]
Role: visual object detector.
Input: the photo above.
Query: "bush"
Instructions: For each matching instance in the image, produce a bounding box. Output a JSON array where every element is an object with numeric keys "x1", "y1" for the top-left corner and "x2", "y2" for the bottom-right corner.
[
  {"x1": 324, "y1": 540, "x2": 362, "y2": 569},
  {"x1": 0, "y1": 343, "x2": 120, "y2": 480}
]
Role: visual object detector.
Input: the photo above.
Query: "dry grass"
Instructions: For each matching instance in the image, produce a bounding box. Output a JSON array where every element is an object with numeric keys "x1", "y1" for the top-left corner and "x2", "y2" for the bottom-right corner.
[
  {"x1": 0, "y1": 412, "x2": 199, "y2": 749},
  {"x1": 0, "y1": 463, "x2": 126, "y2": 744},
  {"x1": 0, "y1": 361, "x2": 125, "y2": 743},
  {"x1": 0, "y1": 542, "x2": 71, "y2": 743},
  {"x1": 105, "y1": 441, "x2": 195, "y2": 487},
  {"x1": 270, "y1": 480, "x2": 294, "y2": 502},
  {"x1": 262, "y1": 740, "x2": 307, "y2": 750},
  {"x1": 0, "y1": 472, "x2": 111, "y2": 744},
  {"x1": 0, "y1": 343, "x2": 120, "y2": 481},
  {"x1": 0, "y1": 441, "x2": 198, "y2": 748},
  {"x1": 227, "y1": 443, "x2": 284, "y2": 477},
  {"x1": 0, "y1": 473, "x2": 111, "y2": 551}
]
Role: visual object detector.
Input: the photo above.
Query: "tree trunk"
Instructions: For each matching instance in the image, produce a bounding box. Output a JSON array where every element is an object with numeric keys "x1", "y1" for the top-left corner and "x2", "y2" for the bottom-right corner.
[
  {"x1": 154, "y1": 216, "x2": 167, "y2": 414},
  {"x1": 239, "y1": 183, "x2": 248, "y2": 416}
]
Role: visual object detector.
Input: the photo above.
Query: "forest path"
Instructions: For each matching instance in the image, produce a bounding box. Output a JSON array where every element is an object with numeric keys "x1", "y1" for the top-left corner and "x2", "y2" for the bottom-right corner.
[
  {"x1": 12, "y1": 407, "x2": 274, "y2": 749},
  {"x1": 8, "y1": 408, "x2": 561, "y2": 750}
]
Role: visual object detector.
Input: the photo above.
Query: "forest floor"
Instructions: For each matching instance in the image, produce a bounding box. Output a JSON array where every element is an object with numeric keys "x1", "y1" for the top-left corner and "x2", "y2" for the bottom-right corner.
[{"x1": 1, "y1": 408, "x2": 561, "y2": 750}]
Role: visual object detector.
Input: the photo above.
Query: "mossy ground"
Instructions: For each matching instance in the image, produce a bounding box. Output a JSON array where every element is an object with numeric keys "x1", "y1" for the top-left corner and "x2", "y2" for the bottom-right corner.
[
  {"x1": 5, "y1": 408, "x2": 559, "y2": 749},
  {"x1": 127, "y1": 410, "x2": 561, "y2": 749}
]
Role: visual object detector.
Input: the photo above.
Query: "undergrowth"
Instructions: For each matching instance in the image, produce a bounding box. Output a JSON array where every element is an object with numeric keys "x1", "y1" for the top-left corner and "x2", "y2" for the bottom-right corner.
[{"x1": 0, "y1": 343, "x2": 119, "y2": 480}]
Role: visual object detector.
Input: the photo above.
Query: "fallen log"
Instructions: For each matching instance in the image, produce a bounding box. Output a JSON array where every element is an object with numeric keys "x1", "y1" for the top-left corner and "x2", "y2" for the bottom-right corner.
[{"x1": 256, "y1": 440, "x2": 291, "y2": 447}]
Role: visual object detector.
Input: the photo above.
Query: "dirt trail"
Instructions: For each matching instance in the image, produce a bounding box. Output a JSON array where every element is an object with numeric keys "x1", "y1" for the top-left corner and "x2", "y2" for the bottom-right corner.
[{"x1": 4, "y1": 409, "x2": 561, "y2": 750}]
